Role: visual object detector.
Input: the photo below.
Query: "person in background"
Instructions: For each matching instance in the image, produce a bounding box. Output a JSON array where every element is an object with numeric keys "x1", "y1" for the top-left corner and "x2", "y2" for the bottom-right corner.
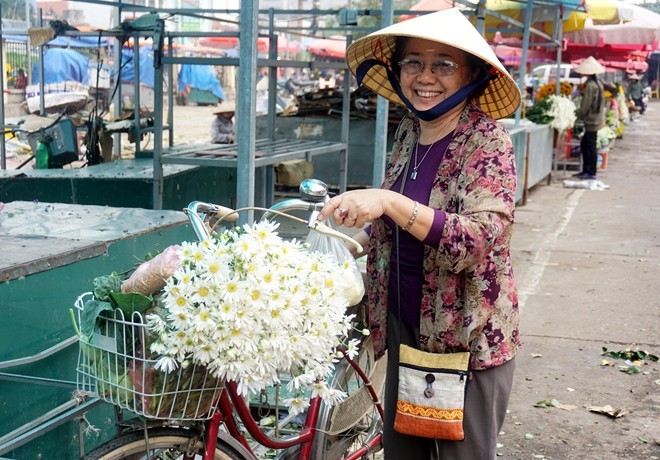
[
  {"x1": 210, "y1": 101, "x2": 235, "y2": 144},
  {"x1": 573, "y1": 56, "x2": 606, "y2": 181},
  {"x1": 318, "y1": 8, "x2": 521, "y2": 459},
  {"x1": 15, "y1": 69, "x2": 27, "y2": 90},
  {"x1": 627, "y1": 74, "x2": 646, "y2": 116}
]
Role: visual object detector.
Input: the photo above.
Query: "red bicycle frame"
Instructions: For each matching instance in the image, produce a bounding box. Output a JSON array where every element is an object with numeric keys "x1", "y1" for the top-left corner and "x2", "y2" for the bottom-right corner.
[{"x1": 200, "y1": 350, "x2": 384, "y2": 460}]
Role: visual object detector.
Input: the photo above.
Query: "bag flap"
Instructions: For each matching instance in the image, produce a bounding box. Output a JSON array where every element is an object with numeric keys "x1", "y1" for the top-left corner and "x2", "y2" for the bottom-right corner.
[{"x1": 399, "y1": 344, "x2": 469, "y2": 371}]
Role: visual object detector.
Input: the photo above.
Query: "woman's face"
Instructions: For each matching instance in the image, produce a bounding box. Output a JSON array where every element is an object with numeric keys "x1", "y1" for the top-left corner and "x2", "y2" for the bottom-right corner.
[{"x1": 397, "y1": 38, "x2": 476, "y2": 113}]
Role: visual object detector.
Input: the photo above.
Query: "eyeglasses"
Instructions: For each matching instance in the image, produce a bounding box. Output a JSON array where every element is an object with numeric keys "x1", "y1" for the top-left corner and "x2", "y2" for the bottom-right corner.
[{"x1": 398, "y1": 58, "x2": 464, "y2": 77}]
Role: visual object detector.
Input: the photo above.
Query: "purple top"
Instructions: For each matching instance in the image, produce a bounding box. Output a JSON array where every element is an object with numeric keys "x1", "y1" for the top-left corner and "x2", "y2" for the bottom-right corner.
[{"x1": 383, "y1": 134, "x2": 450, "y2": 328}]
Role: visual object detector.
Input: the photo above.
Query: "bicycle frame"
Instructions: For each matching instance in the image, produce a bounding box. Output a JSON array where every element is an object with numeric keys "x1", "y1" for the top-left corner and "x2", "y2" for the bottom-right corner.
[
  {"x1": 181, "y1": 184, "x2": 384, "y2": 460},
  {"x1": 200, "y1": 347, "x2": 384, "y2": 460}
]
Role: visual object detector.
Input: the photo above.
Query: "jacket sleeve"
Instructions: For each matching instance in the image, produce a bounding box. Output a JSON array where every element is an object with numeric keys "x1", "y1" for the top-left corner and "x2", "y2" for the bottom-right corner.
[
  {"x1": 435, "y1": 123, "x2": 517, "y2": 273},
  {"x1": 576, "y1": 83, "x2": 596, "y2": 119}
]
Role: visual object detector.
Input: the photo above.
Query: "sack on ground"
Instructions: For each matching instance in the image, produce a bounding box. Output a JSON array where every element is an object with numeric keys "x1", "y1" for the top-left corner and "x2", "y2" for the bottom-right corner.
[{"x1": 394, "y1": 344, "x2": 470, "y2": 440}]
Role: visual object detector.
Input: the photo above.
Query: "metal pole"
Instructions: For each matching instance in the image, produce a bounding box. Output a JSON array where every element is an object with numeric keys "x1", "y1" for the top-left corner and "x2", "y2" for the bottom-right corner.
[
  {"x1": 167, "y1": 34, "x2": 174, "y2": 147},
  {"x1": 0, "y1": 5, "x2": 6, "y2": 170},
  {"x1": 372, "y1": 0, "x2": 393, "y2": 187},
  {"x1": 555, "y1": 6, "x2": 564, "y2": 97},
  {"x1": 113, "y1": 1, "x2": 122, "y2": 160},
  {"x1": 339, "y1": 34, "x2": 352, "y2": 194},
  {"x1": 265, "y1": 8, "x2": 278, "y2": 207},
  {"x1": 38, "y1": 8, "x2": 45, "y2": 117},
  {"x1": 133, "y1": 32, "x2": 141, "y2": 157},
  {"x1": 236, "y1": 0, "x2": 258, "y2": 223},
  {"x1": 152, "y1": 20, "x2": 165, "y2": 209},
  {"x1": 514, "y1": 0, "x2": 535, "y2": 126}
]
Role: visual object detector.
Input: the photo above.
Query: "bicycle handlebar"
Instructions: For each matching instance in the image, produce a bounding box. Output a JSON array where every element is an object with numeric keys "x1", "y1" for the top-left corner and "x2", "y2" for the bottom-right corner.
[{"x1": 184, "y1": 179, "x2": 364, "y2": 253}]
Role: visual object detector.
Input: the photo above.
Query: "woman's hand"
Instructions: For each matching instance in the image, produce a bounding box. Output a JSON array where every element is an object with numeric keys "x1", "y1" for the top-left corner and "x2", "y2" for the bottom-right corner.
[
  {"x1": 319, "y1": 189, "x2": 393, "y2": 228},
  {"x1": 319, "y1": 189, "x2": 434, "y2": 242}
]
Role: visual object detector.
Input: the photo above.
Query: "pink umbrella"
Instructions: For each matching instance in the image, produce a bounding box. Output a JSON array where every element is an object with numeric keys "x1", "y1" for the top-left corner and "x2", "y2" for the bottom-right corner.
[
  {"x1": 306, "y1": 36, "x2": 347, "y2": 59},
  {"x1": 571, "y1": 57, "x2": 648, "y2": 73},
  {"x1": 278, "y1": 37, "x2": 301, "y2": 54},
  {"x1": 199, "y1": 36, "x2": 269, "y2": 53},
  {"x1": 398, "y1": 0, "x2": 455, "y2": 22},
  {"x1": 491, "y1": 43, "x2": 555, "y2": 66}
]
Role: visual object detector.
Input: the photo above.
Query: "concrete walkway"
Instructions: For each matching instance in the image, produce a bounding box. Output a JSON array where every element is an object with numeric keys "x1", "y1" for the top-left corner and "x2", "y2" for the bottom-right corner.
[{"x1": 502, "y1": 100, "x2": 660, "y2": 459}]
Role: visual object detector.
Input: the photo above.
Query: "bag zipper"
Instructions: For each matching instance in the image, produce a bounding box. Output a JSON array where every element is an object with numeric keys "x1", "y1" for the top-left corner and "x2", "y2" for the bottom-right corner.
[{"x1": 400, "y1": 362, "x2": 468, "y2": 382}]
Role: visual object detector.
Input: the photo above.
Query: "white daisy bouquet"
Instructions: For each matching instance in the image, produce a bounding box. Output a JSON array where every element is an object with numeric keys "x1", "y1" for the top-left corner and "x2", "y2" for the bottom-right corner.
[
  {"x1": 75, "y1": 220, "x2": 363, "y2": 419},
  {"x1": 144, "y1": 220, "x2": 360, "y2": 414},
  {"x1": 546, "y1": 95, "x2": 577, "y2": 132}
]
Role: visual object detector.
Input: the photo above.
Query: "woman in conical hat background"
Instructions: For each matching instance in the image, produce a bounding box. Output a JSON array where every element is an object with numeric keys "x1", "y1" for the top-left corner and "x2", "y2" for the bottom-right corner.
[
  {"x1": 210, "y1": 100, "x2": 236, "y2": 144},
  {"x1": 319, "y1": 8, "x2": 521, "y2": 458},
  {"x1": 573, "y1": 56, "x2": 606, "y2": 180}
]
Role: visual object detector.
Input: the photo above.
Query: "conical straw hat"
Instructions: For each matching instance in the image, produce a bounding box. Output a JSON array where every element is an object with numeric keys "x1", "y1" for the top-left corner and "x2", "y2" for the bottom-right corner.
[
  {"x1": 574, "y1": 56, "x2": 606, "y2": 75},
  {"x1": 346, "y1": 8, "x2": 521, "y2": 120},
  {"x1": 213, "y1": 100, "x2": 236, "y2": 115}
]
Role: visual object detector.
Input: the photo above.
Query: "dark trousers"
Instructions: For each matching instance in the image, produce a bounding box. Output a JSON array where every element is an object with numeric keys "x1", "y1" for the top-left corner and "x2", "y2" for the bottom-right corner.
[
  {"x1": 580, "y1": 130, "x2": 598, "y2": 176},
  {"x1": 383, "y1": 311, "x2": 516, "y2": 459},
  {"x1": 633, "y1": 97, "x2": 646, "y2": 114}
]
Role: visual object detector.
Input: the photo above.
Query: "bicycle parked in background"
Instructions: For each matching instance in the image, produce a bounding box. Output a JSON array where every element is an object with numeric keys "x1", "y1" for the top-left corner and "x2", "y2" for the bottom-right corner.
[{"x1": 76, "y1": 179, "x2": 386, "y2": 460}]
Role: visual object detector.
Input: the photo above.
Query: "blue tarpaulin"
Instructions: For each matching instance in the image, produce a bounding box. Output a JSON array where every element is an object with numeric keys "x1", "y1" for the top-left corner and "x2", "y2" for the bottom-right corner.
[
  {"x1": 177, "y1": 64, "x2": 226, "y2": 101},
  {"x1": 4, "y1": 34, "x2": 109, "y2": 47},
  {"x1": 120, "y1": 47, "x2": 155, "y2": 88},
  {"x1": 32, "y1": 48, "x2": 90, "y2": 84}
]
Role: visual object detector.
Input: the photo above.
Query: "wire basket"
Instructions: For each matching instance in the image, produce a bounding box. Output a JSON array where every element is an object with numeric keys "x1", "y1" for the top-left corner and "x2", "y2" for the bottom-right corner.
[{"x1": 74, "y1": 293, "x2": 224, "y2": 420}]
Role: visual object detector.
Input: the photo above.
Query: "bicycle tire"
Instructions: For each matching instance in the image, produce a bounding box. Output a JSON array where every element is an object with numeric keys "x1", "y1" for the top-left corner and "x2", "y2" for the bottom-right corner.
[{"x1": 83, "y1": 427, "x2": 246, "y2": 460}]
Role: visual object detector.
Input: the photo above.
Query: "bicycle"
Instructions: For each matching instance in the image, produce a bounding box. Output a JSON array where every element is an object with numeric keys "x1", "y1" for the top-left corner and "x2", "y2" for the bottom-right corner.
[{"x1": 76, "y1": 179, "x2": 386, "y2": 460}]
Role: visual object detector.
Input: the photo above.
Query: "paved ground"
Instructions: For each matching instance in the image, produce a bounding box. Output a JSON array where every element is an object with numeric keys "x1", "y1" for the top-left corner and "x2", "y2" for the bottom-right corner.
[{"x1": 502, "y1": 101, "x2": 660, "y2": 459}]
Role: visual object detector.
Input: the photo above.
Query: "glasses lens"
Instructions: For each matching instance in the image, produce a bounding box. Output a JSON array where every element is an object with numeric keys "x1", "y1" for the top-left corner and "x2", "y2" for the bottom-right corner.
[
  {"x1": 431, "y1": 60, "x2": 458, "y2": 76},
  {"x1": 399, "y1": 59, "x2": 423, "y2": 75}
]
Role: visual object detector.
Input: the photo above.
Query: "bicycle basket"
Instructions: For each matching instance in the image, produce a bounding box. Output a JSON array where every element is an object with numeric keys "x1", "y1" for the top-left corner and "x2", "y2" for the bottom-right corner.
[{"x1": 74, "y1": 293, "x2": 223, "y2": 421}]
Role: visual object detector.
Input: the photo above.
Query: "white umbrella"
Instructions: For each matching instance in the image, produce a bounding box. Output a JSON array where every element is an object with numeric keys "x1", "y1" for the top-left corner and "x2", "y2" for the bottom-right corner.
[{"x1": 564, "y1": 1, "x2": 660, "y2": 46}]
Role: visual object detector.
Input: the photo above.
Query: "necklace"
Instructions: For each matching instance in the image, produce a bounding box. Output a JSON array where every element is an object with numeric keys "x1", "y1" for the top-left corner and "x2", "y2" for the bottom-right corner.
[{"x1": 411, "y1": 115, "x2": 455, "y2": 180}]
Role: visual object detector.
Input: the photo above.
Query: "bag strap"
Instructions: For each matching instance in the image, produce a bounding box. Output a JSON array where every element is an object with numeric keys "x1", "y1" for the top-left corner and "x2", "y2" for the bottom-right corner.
[{"x1": 395, "y1": 157, "x2": 412, "y2": 341}]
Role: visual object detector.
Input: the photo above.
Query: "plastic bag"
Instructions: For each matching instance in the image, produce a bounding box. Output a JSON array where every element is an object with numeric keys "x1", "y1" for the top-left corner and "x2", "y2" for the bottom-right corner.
[
  {"x1": 121, "y1": 245, "x2": 182, "y2": 295},
  {"x1": 306, "y1": 220, "x2": 365, "y2": 306}
]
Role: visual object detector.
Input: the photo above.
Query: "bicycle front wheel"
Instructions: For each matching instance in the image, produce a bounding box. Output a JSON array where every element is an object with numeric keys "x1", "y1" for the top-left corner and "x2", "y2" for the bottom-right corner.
[
  {"x1": 311, "y1": 335, "x2": 386, "y2": 460},
  {"x1": 83, "y1": 427, "x2": 246, "y2": 460}
]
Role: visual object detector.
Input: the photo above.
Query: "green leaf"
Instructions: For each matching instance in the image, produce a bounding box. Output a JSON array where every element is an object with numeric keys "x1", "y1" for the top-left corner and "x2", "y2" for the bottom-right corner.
[
  {"x1": 601, "y1": 347, "x2": 658, "y2": 362},
  {"x1": 109, "y1": 292, "x2": 153, "y2": 316},
  {"x1": 92, "y1": 273, "x2": 123, "y2": 301},
  {"x1": 80, "y1": 299, "x2": 114, "y2": 337},
  {"x1": 534, "y1": 399, "x2": 560, "y2": 408}
]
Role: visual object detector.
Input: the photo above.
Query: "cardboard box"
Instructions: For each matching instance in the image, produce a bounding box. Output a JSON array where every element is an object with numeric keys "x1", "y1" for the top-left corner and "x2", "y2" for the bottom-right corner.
[{"x1": 276, "y1": 160, "x2": 314, "y2": 187}]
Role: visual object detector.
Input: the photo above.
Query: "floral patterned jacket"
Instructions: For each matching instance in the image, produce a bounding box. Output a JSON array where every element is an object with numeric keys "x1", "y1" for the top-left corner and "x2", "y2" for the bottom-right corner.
[{"x1": 367, "y1": 102, "x2": 521, "y2": 371}]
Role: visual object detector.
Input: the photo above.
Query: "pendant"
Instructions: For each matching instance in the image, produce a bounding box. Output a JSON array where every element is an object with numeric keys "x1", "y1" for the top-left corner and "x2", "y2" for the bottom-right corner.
[{"x1": 411, "y1": 170, "x2": 418, "y2": 180}]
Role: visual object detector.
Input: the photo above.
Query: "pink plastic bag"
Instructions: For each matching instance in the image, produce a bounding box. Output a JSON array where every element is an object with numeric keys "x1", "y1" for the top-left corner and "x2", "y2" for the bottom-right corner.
[{"x1": 121, "y1": 245, "x2": 181, "y2": 295}]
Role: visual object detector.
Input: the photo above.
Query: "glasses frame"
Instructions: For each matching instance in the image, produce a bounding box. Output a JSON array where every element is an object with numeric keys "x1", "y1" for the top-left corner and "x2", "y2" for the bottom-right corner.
[{"x1": 397, "y1": 58, "x2": 464, "y2": 77}]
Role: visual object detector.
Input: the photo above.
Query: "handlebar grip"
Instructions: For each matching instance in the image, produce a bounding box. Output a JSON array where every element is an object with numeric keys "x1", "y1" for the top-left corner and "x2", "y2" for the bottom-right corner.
[{"x1": 213, "y1": 205, "x2": 239, "y2": 223}]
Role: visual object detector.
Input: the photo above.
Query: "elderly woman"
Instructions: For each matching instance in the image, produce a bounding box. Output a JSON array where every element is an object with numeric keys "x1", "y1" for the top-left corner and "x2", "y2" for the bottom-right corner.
[{"x1": 319, "y1": 9, "x2": 521, "y2": 459}]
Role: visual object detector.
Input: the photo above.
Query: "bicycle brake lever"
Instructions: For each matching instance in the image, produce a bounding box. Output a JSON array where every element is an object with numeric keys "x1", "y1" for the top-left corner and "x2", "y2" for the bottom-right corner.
[{"x1": 309, "y1": 220, "x2": 364, "y2": 254}]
